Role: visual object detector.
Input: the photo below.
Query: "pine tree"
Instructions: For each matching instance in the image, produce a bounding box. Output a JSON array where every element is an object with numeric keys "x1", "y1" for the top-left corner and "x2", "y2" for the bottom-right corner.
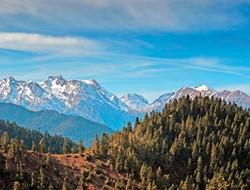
[
  {"x1": 45, "y1": 153, "x2": 51, "y2": 167},
  {"x1": 61, "y1": 170, "x2": 68, "y2": 190},
  {"x1": 63, "y1": 139, "x2": 69, "y2": 155},
  {"x1": 206, "y1": 172, "x2": 229, "y2": 190},
  {"x1": 92, "y1": 134, "x2": 100, "y2": 155},
  {"x1": 78, "y1": 139, "x2": 85, "y2": 156},
  {"x1": 156, "y1": 167, "x2": 162, "y2": 186},
  {"x1": 140, "y1": 163, "x2": 147, "y2": 181},
  {"x1": 181, "y1": 176, "x2": 193, "y2": 190},
  {"x1": 32, "y1": 140, "x2": 37, "y2": 153},
  {"x1": 151, "y1": 181, "x2": 158, "y2": 190},
  {"x1": 101, "y1": 133, "x2": 109, "y2": 154},
  {"x1": 13, "y1": 181, "x2": 21, "y2": 190},
  {"x1": 70, "y1": 145, "x2": 78, "y2": 154},
  {"x1": 39, "y1": 138, "x2": 46, "y2": 154},
  {"x1": 4, "y1": 159, "x2": 10, "y2": 173},
  {"x1": 8, "y1": 139, "x2": 15, "y2": 159},
  {"x1": 127, "y1": 122, "x2": 133, "y2": 132},
  {"x1": 31, "y1": 172, "x2": 35, "y2": 187},
  {"x1": 105, "y1": 176, "x2": 111, "y2": 185},
  {"x1": 1, "y1": 131, "x2": 9, "y2": 152},
  {"x1": 48, "y1": 183, "x2": 54, "y2": 190},
  {"x1": 126, "y1": 177, "x2": 132, "y2": 190},
  {"x1": 20, "y1": 140, "x2": 26, "y2": 151},
  {"x1": 39, "y1": 167, "x2": 45, "y2": 189},
  {"x1": 19, "y1": 161, "x2": 24, "y2": 180},
  {"x1": 62, "y1": 177, "x2": 67, "y2": 190},
  {"x1": 147, "y1": 182, "x2": 152, "y2": 190}
]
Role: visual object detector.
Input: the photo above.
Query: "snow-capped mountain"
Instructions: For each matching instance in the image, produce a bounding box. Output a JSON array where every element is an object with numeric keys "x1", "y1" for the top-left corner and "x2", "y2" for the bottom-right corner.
[
  {"x1": 120, "y1": 93, "x2": 149, "y2": 111},
  {"x1": 151, "y1": 85, "x2": 250, "y2": 111},
  {"x1": 149, "y1": 92, "x2": 175, "y2": 111},
  {"x1": 167, "y1": 84, "x2": 214, "y2": 101},
  {"x1": 0, "y1": 76, "x2": 136, "y2": 130},
  {"x1": 212, "y1": 90, "x2": 250, "y2": 108},
  {"x1": 194, "y1": 84, "x2": 215, "y2": 96},
  {"x1": 0, "y1": 77, "x2": 64, "y2": 111}
]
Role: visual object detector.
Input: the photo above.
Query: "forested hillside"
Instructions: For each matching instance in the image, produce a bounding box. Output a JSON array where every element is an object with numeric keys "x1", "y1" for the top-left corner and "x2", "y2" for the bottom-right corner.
[
  {"x1": 88, "y1": 96, "x2": 250, "y2": 189},
  {"x1": 0, "y1": 120, "x2": 76, "y2": 154}
]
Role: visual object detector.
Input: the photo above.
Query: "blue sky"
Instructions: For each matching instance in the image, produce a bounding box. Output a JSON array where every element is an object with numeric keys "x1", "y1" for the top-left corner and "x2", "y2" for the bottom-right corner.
[{"x1": 0, "y1": 0, "x2": 250, "y2": 102}]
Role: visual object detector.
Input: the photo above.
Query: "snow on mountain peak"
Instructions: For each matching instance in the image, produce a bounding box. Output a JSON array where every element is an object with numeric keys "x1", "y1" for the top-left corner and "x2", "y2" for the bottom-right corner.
[
  {"x1": 194, "y1": 84, "x2": 214, "y2": 92},
  {"x1": 82, "y1": 79, "x2": 100, "y2": 89},
  {"x1": 122, "y1": 93, "x2": 149, "y2": 104},
  {"x1": 120, "y1": 93, "x2": 149, "y2": 111}
]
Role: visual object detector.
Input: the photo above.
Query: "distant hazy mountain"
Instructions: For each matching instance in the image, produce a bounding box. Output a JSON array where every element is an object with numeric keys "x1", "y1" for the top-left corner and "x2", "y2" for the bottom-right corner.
[
  {"x1": 0, "y1": 103, "x2": 114, "y2": 146},
  {"x1": 0, "y1": 76, "x2": 137, "y2": 130}
]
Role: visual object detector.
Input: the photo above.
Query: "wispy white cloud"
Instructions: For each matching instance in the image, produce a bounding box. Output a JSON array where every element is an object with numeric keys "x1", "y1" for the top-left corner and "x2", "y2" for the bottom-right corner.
[
  {"x1": 0, "y1": 32, "x2": 100, "y2": 55},
  {"x1": 1, "y1": 46, "x2": 250, "y2": 81},
  {"x1": 0, "y1": 32, "x2": 249, "y2": 84},
  {"x1": 113, "y1": 56, "x2": 250, "y2": 79},
  {"x1": 0, "y1": 0, "x2": 249, "y2": 33},
  {"x1": 184, "y1": 57, "x2": 250, "y2": 78}
]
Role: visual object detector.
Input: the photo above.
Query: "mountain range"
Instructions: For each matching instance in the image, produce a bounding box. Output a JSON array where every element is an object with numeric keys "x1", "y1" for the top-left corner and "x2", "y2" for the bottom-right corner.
[
  {"x1": 0, "y1": 76, "x2": 138, "y2": 130},
  {"x1": 133, "y1": 84, "x2": 250, "y2": 112},
  {"x1": 0, "y1": 76, "x2": 250, "y2": 132}
]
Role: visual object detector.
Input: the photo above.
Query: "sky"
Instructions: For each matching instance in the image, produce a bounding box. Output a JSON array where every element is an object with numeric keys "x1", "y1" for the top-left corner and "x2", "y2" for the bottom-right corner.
[{"x1": 0, "y1": 0, "x2": 250, "y2": 102}]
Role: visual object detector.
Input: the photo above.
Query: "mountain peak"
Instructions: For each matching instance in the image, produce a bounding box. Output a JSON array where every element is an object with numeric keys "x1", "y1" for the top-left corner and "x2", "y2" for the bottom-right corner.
[
  {"x1": 4, "y1": 76, "x2": 16, "y2": 82},
  {"x1": 44, "y1": 75, "x2": 66, "y2": 86},
  {"x1": 120, "y1": 93, "x2": 149, "y2": 111},
  {"x1": 82, "y1": 79, "x2": 100, "y2": 88},
  {"x1": 121, "y1": 93, "x2": 149, "y2": 104},
  {"x1": 57, "y1": 75, "x2": 65, "y2": 81},
  {"x1": 194, "y1": 84, "x2": 214, "y2": 92},
  {"x1": 47, "y1": 75, "x2": 65, "y2": 81}
]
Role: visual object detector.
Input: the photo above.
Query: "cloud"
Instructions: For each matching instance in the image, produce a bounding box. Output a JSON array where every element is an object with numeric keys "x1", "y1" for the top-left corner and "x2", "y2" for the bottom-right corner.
[
  {"x1": 116, "y1": 56, "x2": 250, "y2": 79},
  {"x1": 184, "y1": 57, "x2": 250, "y2": 78},
  {"x1": 0, "y1": 0, "x2": 249, "y2": 33},
  {"x1": 1, "y1": 45, "x2": 250, "y2": 81},
  {"x1": 0, "y1": 32, "x2": 100, "y2": 55}
]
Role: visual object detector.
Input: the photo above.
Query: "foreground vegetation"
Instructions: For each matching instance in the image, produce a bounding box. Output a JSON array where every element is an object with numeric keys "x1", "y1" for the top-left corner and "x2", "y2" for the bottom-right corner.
[{"x1": 95, "y1": 96, "x2": 250, "y2": 189}]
